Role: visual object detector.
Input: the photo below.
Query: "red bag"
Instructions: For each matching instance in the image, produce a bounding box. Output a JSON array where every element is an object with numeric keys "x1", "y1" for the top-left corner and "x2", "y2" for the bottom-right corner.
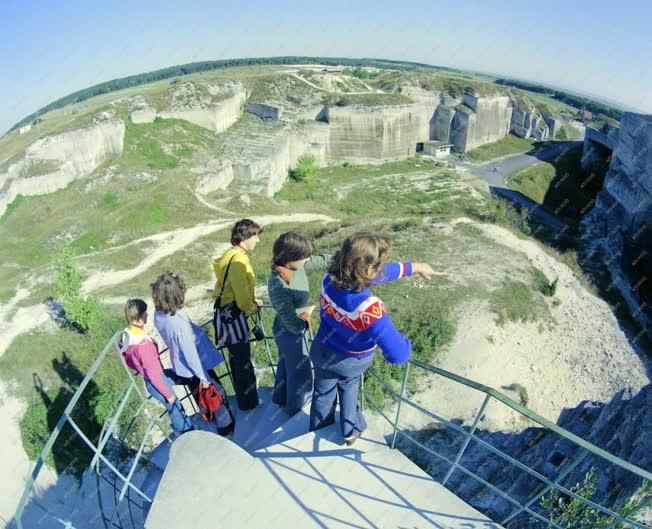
[{"x1": 198, "y1": 384, "x2": 223, "y2": 422}]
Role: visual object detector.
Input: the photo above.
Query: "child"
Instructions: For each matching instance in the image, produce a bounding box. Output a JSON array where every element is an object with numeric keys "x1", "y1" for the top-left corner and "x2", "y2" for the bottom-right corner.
[
  {"x1": 120, "y1": 299, "x2": 193, "y2": 436},
  {"x1": 268, "y1": 231, "x2": 330, "y2": 415},
  {"x1": 152, "y1": 272, "x2": 235, "y2": 436},
  {"x1": 309, "y1": 233, "x2": 441, "y2": 445}
]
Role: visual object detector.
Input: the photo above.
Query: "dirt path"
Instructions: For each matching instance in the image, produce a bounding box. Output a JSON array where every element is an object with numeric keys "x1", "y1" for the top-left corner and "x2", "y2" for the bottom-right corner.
[
  {"x1": 289, "y1": 73, "x2": 378, "y2": 95},
  {"x1": 0, "y1": 213, "x2": 335, "y2": 357},
  {"x1": 81, "y1": 213, "x2": 334, "y2": 293}
]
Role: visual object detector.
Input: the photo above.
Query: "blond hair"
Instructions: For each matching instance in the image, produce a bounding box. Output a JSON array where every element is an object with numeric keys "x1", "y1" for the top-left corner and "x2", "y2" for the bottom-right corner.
[{"x1": 124, "y1": 299, "x2": 147, "y2": 324}]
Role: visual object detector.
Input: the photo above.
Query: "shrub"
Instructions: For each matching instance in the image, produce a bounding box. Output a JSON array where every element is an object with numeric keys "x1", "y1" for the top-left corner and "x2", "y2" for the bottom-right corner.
[
  {"x1": 540, "y1": 468, "x2": 650, "y2": 528},
  {"x1": 289, "y1": 154, "x2": 318, "y2": 182},
  {"x1": 532, "y1": 268, "x2": 558, "y2": 297},
  {"x1": 555, "y1": 127, "x2": 569, "y2": 140},
  {"x1": 54, "y1": 248, "x2": 105, "y2": 333},
  {"x1": 490, "y1": 280, "x2": 549, "y2": 326}
]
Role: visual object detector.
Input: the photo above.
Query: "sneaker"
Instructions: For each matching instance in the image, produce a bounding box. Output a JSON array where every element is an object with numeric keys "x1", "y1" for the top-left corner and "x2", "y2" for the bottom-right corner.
[{"x1": 344, "y1": 435, "x2": 360, "y2": 446}]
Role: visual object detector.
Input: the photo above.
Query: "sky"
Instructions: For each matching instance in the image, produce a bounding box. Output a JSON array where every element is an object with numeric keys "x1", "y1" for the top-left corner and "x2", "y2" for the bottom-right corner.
[{"x1": 1, "y1": 0, "x2": 651, "y2": 134}]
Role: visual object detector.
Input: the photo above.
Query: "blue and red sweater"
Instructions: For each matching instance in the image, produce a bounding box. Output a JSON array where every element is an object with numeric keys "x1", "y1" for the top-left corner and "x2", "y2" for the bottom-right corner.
[{"x1": 315, "y1": 262, "x2": 413, "y2": 364}]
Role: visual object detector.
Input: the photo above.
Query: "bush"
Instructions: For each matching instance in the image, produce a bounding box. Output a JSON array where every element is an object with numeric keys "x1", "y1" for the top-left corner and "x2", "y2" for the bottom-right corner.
[
  {"x1": 54, "y1": 248, "x2": 106, "y2": 333},
  {"x1": 555, "y1": 127, "x2": 569, "y2": 140},
  {"x1": 290, "y1": 154, "x2": 318, "y2": 182},
  {"x1": 540, "y1": 468, "x2": 650, "y2": 528},
  {"x1": 532, "y1": 268, "x2": 558, "y2": 297},
  {"x1": 490, "y1": 280, "x2": 549, "y2": 326}
]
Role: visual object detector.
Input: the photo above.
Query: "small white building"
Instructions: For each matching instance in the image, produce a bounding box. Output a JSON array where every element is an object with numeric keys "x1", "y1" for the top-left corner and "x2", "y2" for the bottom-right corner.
[
  {"x1": 421, "y1": 140, "x2": 452, "y2": 157},
  {"x1": 18, "y1": 124, "x2": 32, "y2": 134}
]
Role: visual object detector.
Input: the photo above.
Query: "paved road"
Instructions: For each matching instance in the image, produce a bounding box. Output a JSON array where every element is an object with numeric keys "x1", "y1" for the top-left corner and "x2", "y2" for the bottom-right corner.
[{"x1": 455, "y1": 141, "x2": 583, "y2": 233}]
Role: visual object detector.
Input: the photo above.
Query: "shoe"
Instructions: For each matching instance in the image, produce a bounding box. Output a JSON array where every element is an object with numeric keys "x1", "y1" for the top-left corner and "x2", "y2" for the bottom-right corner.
[
  {"x1": 344, "y1": 435, "x2": 360, "y2": 446},
  {"x1": 217, "y1": 421, "x2": 235, "y2": 437}
]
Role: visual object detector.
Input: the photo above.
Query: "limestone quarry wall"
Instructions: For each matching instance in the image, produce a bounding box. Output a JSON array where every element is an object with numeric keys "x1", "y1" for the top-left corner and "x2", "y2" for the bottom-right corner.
[
  {"x1": 0, "y1": 121, "x2": 125, "y2": 217},
  {"x1": 449, "y1": 109, "x2": 475, "y2": 153},
  {"x1": 461, "y1": 95, "x2": 512, "y2": 151},
  {"x1": 130, "y1": 85, "x2": 248, "y2": 132},
  {"x1": 580, "y1": 112, "x2": 652, "y2": 333},
  {"x1": 431, "y1": 95, "x2": 513, "y2": 153},
  {"x1": 159, "y1": 87, "x2": 247, "y2": 133},
  {"x1": 430, "y1": 106, "x2": 456, "y2": 143},
  {"x1": 196, "y1": 122, "x2": 329, "y2": 197},
  {"x1": 323, "y1": 103, "x2": 438, "y2": 164}
]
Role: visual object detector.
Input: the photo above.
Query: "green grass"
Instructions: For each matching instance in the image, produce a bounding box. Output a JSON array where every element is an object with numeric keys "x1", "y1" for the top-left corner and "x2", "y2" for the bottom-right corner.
[
  {"x1": 325, "y1": 92, "x2": 414, "y2": 107},
  {"x1": 489, "y1": 279, "x2": 552, "y2": 326},
  {"x1": 508, "y1": 162, "x2": 556, "y2": 203},
  {"x1": 506, "y1": 145, "x2": 599, "y2": 229},
  {"x1": 123, "y1": 118, "x2": 208, "y2": 169},
  {"x1": 0, "y1": 193, "x2": 25, "y2": 223},
  {"x1": 466, "y1": 135, "x2": 535, "y2": 163}
]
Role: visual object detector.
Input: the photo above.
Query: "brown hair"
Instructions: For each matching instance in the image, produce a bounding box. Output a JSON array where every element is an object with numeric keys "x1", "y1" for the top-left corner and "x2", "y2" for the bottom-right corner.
[
  {"x1": 328, "y1": 233, "x2": 391, "y2": 292},
  {"x1": 151, "y1": 272, "x2": 186, "y2": 315},
  {"x1": 231, "y1": 219, "x2": 263, "y2": 245},
  {"x1": 272, "y1": 232, "x2": 314, "y2": 266},
  {"x1": 124, "y1": 299, "x2": 147, "y2": 324}
]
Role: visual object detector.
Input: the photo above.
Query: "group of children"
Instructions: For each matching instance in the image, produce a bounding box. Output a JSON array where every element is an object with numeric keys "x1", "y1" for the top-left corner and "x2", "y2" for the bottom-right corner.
[{"x1": 120, "y1": 218, "x2": 439, "y2": 445}]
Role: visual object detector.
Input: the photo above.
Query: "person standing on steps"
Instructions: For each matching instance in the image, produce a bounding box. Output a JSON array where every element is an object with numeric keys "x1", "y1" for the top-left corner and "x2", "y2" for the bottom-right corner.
[
  {"x1": 268, "y1": 232, "x2": 331, "y2": 416},
  {"x1": 212, "y1": 219, "x2": 264, "y2": 411},
  {"x1": 151, "y1": 272, "x2": 235, "y2": 436},
  {"x1": 309, "y1": 233, "x2": 442, "y2": 446}
]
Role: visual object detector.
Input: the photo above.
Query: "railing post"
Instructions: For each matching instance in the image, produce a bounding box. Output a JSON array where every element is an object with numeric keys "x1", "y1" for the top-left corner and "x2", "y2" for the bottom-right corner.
[
  {"x1": 442, "y1": 393, "x2": 491, "y2": 485},
  {"x1": 390, "y1": 362, "x2": 410, "y2": 449}
]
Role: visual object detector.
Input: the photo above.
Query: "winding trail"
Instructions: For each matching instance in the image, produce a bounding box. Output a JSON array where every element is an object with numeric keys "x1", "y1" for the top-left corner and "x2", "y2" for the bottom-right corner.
[{"x1": 0, "y1": 213, "x2": 335, "y2": 357}]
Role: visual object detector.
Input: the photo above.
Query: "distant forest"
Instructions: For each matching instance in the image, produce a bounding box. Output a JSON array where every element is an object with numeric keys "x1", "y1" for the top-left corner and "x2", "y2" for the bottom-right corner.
[
  {"x1": 8, "y1": 57, "x2": 457, "y2": 132},
  {"x1": 495, "y1": 78, "x2": 623, "y2": 120},
  {"x1": 9, "y1": 56, "x2": 622, "y2": 132}
]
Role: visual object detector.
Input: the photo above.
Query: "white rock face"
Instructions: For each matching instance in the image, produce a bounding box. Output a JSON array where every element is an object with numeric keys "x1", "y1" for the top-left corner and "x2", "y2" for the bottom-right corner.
[
  {"x1": 158, "y1": 86, "x2": 247, "y2": 133},
  {"x1": 0, "y1": 121, "x2": 125, "y2": 217},
  {"x1": 197, "y1": 122, "x2": 330, "y2": 196},
  {"x1": 323, "y1": 102, "x2": 438, "y2": 164},
  {"x1": 580, "y1": 112, "x2": 652, "y2": 333}
]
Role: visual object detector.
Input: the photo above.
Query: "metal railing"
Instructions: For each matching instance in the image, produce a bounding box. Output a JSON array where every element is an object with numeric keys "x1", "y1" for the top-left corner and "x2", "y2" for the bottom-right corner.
[
  {"x1": 15, "y1": 306, "x2": 651, "y2": 528},
  {"x1": 361, "y1": 359, "x2": 652, "y2": 528}
]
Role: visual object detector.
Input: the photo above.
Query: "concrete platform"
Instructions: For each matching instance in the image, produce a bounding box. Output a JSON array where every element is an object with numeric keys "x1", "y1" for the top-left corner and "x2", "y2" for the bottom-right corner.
[{"x1": 146, "y1": 408, "x2": 503, "y2": 529}]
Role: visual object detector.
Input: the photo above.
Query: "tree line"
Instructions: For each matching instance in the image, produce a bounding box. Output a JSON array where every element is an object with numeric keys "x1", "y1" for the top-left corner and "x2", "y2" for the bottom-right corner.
[{"x1": 495, "y1": 78, "x2": 623, "y2": 121}]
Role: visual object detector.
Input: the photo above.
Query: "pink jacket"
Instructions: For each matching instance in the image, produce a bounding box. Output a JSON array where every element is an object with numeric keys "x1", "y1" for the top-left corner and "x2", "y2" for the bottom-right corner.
[{"x1": 120, "y1": 325, "x2": 173, "y2": 400}]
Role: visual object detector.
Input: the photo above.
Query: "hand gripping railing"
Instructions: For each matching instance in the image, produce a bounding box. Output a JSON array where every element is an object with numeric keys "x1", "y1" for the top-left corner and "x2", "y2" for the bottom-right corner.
[{"x1": 15, "y1": 306, "x2": 651, "y2": 529}]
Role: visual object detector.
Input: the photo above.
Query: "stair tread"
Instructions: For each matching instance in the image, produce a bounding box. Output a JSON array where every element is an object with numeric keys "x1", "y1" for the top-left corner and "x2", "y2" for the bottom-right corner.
[
  {"x1": 252, "y1": 416, "x2": 502, "y2": 529},
  {"x1": 231, "y1": 388, "x2": 290, "y2": 450}
]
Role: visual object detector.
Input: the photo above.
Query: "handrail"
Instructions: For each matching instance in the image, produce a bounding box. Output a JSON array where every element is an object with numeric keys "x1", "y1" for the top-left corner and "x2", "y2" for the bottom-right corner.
[
  {"x1": 15, "y1": 306, "x2": 649, "y2": 529},
  {"x1": 407, "y1": 358, "x2": 652, "y2": 482}
]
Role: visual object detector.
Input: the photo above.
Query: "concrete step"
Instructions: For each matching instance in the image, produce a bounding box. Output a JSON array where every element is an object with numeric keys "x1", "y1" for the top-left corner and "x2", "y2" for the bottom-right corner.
[
  {"x1": 231, "y1": 388, "x2": 291, "y2": 451},
  {"x1": 144, "y1": 431, "x2": 314, "y2": 529},
  {"x1": 253, "y1": 416, "x2": 503, "y2": 529},
  {"x1": 252, "y1": 404, "x2": 312, "y2": 451}
]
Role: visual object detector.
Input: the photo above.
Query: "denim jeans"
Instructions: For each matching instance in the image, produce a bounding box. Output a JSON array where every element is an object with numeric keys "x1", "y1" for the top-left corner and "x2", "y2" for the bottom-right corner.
[
  {"x1": 145, "y1": 373, "x2": 193, "y2": 435},
  {"x1": 271, "y1": 320, "x2": 313, "y2": 415},
  {"x1": 309, "y1": 339, "x2": 375, "y2": 439}
]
